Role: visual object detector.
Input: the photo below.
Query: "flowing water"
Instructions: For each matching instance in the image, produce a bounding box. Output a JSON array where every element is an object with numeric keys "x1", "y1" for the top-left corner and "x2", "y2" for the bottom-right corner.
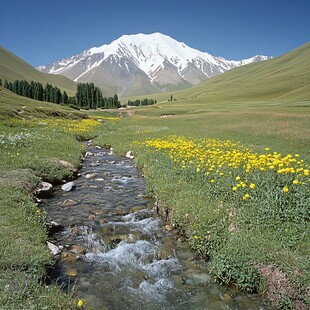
[{"x1": 44, "y1": 144, "x2": 272, "y2": 310}]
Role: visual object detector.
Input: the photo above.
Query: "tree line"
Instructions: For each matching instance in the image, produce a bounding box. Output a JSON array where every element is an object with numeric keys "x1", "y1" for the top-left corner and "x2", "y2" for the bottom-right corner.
[
  {"x1": 1, "y1": 79, "x2": 121, "y2": 109},
  {"x1": 1, "y1": 79, "x2": 71, "y2": 105},
  {"x1": 76, "y1": 83, "x2": 120, "y2": 109},
  {"x1": 127, "y1": 98, "x2": 157, "y2": 106}
]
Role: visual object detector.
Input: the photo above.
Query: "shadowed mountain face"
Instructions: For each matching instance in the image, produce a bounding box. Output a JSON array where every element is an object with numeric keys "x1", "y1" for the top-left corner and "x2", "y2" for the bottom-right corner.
[{"x1": 38, "y1": 33, "x2": 271, "y2": 97}]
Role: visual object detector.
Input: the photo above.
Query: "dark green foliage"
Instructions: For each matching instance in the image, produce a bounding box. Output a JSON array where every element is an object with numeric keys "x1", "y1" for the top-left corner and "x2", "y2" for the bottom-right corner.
[
  {"x1": 4, "y1": 79, "x2": 12, "y2": 91},
  {"x1": 127, "y1": 98, "x2": 157, "y2": 106},
  {"x1": 76, "y1": 82, "x2": 120, "y2": 109},
  {"x1": 63, "y1": 91, "x2": 68, "y2": 104},
  {"x1": 3, "y1": 79, "x2": 122, "y2": 110},
  {"x1": 3, "y1": 79, "x2": 68, "y2": 105}
]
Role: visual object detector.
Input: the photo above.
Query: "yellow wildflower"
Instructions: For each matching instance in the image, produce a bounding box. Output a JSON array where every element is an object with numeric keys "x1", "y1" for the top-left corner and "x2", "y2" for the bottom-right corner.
[
  {"x1": 242, "y1": 193, "x2": 250, "y2": 200},
  {"x1": 77, "y1": 299, "x2": 84, "y2": 308},
  {"x1": 283, "y1": 186, "x2": 289, "y2": 193},
  {"x1": 249, "y1": 183, "x2": 255, "y2": 189}
]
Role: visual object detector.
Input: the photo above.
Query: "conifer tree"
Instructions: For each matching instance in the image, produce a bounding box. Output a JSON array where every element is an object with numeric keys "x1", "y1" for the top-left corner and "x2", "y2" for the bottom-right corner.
[{"x1": 63, "y1": 91, "x2": 68, "y2": 104}]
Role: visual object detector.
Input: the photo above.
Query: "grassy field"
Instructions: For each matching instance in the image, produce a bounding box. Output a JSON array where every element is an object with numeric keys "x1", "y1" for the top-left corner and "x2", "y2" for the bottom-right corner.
[{"x1": 92, "y1": 99, "x2": 310, "y2": 309}]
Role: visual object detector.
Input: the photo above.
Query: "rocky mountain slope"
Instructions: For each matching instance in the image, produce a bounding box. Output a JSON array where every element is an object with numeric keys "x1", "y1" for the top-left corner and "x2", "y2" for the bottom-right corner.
[{"x1": 38, "y1": 33, "x2": 271, "y2": 97}]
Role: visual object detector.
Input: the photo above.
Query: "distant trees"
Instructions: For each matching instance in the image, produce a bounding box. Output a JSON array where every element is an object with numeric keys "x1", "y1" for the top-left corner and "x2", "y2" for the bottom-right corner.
[
  {"x1": 0, "y1": 78, "x2": 2, "y2": 87},
  {"x1": 76, "y1": 83, "x2": 121, "y2": 109},
  {"x1": 127, "y1": 98, "x2": 157, "y2": 106},
  {"x1": 2, "y1": 79, "x2": 121, "y2": 110},
  {"x1": 3, "y1": 79, "x2": 68, "y2": 104},
  {"x1": 63, "y1": 91, "x2": 68, "y2": 105}
]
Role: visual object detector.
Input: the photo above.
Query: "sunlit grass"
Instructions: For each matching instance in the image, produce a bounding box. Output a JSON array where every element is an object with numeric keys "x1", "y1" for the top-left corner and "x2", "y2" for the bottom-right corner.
[
  {"x1": 93, "y1": 98, "x2": 310, "y2": 307},
  {"x1": 0, "y1": 113, "x2": 104, "y2": 309}
]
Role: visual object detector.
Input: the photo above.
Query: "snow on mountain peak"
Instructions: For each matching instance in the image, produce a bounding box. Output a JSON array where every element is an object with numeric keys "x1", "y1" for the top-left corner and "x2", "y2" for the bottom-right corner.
[{"x1": 38, "y1": 32, "x2": 271, "y2": 96}]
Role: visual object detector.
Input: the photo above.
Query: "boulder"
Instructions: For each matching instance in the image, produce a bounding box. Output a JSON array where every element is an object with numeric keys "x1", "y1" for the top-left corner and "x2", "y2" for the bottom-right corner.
[
  {"x1": 60, "y1": 251, "x2": 78, "y2": 263},
  {"x1": 47, "y1": 241, "x2": 61, "y2": 256},
  {"x1": 85, "y1": 151, "x2": 94, "y2": 158},
  {"x1": 61, "y1": 181, "x2": 76, "y2": 192},
  {"x1": 85, "y1": 173, "x2": 97, "y2": 179},
  {"x1": 36, "y1": 182, "x2": 53, "y2": 198},
  {"x1": 47, "y1": 221, "x2": 64, "y2": 234},
  {"x1": 70, "y1": 225, "x2": 90, "y2": 236},
  {"x1": 125, "y1": 150, "x2": 134, "y2": 159},
  {"x1": 71, "y1": 244, "x2": 87, "y2": 255}
]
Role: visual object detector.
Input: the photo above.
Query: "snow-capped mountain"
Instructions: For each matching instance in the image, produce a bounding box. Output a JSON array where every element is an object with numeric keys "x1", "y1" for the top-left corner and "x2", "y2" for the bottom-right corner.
[{"x1": 38, "y1": 33, "x2": 271, "y2": 97}]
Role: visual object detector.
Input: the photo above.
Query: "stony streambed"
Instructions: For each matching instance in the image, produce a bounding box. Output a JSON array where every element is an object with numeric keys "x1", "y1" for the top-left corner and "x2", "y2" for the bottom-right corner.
[{"x1": 43, "y1": 143, "x2": 272, "y2": 309}]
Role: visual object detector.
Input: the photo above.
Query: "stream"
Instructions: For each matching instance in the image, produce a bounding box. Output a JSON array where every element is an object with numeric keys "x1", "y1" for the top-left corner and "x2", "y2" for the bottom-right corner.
[{"x1": 43, "y1": 143, "x2": 271, "y2": 310}]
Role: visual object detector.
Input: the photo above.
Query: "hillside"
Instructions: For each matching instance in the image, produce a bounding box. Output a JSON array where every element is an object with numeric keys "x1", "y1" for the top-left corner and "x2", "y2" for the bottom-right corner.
[
  {"x1": 0, "y1": 86, "x2": 86, "y2": 119},
  {"x1": 124, "y1": 41, "x2": 310, "y2": 105},
  {"x1": 0, "y1": 46, "x2": 77, "y2": 96}
]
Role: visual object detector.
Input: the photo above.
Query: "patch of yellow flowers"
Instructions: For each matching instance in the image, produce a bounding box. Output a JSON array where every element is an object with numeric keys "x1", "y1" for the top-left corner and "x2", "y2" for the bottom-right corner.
[
  {"x1": 38, "y1": 118, "x2": 100, "y2": 134},
  {"x1": 139, "y1": 135, "x2": 309, "y2": 199}
]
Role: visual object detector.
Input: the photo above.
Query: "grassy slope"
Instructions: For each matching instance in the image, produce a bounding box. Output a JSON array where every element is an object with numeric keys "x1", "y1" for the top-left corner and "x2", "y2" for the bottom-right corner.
[
  {"x1": 122, "y1": 41, "x2": 310, "y2": 104},
  {"x1": 0, "y1": 45, "x2": 77, "y2": 96},
  {"x1": 0, "y1": 87, "x2": 87, "y2": 119}
]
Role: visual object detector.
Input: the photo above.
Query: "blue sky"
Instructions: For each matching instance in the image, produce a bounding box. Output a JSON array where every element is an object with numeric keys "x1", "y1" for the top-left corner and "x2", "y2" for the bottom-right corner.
[{"x1": 1, "y1": 0, "x2": 309, "y2": 67}]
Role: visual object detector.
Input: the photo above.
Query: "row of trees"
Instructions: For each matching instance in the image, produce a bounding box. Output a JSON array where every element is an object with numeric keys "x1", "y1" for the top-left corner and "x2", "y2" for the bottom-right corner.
[
  {"x1": 127, "y1": 98, "x2": 157, "y2": 106},
  {"x1": 2, "y1": 79, "x2": 71, "y2": 105},
  {"x1": 76, "y1": 83, "x2": 120, "y2": 109},
  {"x1": 0, "y1": 78, "x2": 159, "y2": 110}
]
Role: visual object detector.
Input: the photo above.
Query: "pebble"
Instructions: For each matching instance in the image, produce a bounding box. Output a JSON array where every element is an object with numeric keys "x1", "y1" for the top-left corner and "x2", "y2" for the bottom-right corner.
[{"x1": 62, "y1": 199, "x2": 78, "y2": 206}]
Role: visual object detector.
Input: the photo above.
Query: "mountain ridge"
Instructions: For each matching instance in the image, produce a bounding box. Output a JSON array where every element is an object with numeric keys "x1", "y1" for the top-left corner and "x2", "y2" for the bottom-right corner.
[
  {"x1": 38, "y1": 33, "x2": 271, "y2": 97},
  {"x1": 125, "y1": 41, "x2": 310, "y2": 104}
]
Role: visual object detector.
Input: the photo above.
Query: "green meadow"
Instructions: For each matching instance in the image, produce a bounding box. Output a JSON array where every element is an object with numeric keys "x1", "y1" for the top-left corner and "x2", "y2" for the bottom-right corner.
[
  {"x1": 0, "y1": 41, "x2": 309, "y2": 309},
  {"x1": 93, "y1": 98, "x2": 310, "y2": 309}
]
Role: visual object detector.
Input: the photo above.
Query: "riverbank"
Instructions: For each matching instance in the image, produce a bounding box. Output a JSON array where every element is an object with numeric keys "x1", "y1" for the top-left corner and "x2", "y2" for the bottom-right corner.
[
  {"x1": 41, "y1": 143, "x2": 272, "y2": 309},
  {"x1": 92, "y1": 106, "x2": 310, "y2": 309},
  {"x1": 0, "y1": 115, "x2": 103, "y2": 308}
]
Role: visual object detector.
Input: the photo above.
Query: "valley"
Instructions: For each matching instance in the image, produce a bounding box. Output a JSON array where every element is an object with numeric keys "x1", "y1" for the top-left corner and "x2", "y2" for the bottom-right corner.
[{"x1": 0, "y1": 34, "x2": 309, "y2": 309}]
